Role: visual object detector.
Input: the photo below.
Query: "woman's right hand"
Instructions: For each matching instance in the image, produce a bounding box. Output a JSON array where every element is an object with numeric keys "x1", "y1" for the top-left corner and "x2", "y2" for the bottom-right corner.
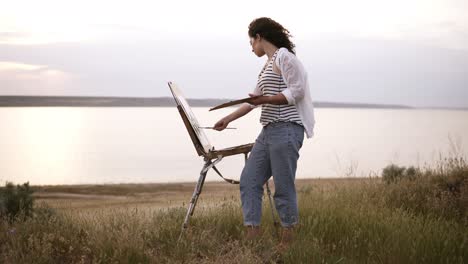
[{"x1": 213, "y1": 118, "x2": 230, "y2": 131}]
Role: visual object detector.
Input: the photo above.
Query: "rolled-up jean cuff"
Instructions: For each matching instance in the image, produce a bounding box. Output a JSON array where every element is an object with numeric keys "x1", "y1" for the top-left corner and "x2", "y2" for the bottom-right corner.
[
  {"x1": 280, "y1": 221, "x2": 298, "y2": 228},
  {"x1": 243, "y1": 222, "x2": 261, "y2": 227}
]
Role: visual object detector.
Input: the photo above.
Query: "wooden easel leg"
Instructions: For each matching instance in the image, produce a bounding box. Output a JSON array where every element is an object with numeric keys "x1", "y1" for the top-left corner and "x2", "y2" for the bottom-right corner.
[
  {"x1": 178, "y1": 157, "x2": 223, "y2": 242},
  {"x1": 183, "y1": 162, "x2": 209, "y2": 227}
]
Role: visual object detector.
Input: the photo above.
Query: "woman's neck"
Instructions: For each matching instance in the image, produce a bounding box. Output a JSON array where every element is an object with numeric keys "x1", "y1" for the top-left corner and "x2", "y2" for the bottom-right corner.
[{"x1": 263, "y1": 42, "x2": 279, "y2": 60}]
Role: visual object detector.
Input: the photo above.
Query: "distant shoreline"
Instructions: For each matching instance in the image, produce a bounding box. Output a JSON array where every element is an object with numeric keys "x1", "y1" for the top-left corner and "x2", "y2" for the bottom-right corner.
[
  {"x1": 31, "y1": 177, "x2": 366, "y2": 196},
  {"x1": 0, "y1": 95, "x2": 413, "y2": 109}
]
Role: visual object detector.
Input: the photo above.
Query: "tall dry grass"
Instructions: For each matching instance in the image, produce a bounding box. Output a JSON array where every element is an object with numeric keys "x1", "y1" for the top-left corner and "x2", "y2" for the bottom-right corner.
[{"x1": 1, "y1": 156, "x2": 467, "y2": 263}]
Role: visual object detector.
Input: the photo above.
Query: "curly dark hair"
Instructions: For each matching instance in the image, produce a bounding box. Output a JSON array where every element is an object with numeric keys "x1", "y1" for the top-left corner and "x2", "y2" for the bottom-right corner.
[{"x1": 248, "y1": 17, "x2": 296, "y2": 55}]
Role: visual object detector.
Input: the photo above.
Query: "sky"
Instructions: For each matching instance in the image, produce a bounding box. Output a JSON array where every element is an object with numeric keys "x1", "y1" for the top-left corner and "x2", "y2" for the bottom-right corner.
[{"x1": 0, "y1": 0, "x2": 467, "y2": 108}]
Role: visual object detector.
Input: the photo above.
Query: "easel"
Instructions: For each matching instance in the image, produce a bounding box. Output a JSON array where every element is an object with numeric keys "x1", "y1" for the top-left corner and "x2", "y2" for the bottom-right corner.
[{"x1": 168, "y1": 82, "x2": 277, "y2": 240}]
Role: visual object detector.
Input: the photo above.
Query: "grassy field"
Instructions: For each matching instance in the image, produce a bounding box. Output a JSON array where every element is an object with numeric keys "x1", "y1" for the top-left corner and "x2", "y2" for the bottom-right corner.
[{"x1": 1, "y1": 159, "x2": 467, "y2": 263}]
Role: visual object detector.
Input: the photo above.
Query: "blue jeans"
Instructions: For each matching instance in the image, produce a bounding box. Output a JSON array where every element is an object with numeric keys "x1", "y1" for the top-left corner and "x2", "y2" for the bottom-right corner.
[{"x1": 240, "y1": 121, "x2": 304, "y2": 227}]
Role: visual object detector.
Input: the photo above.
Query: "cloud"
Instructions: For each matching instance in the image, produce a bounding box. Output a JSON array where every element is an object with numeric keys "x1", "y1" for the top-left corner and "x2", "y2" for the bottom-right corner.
[
  {"x1": 393, "y1": 21, "x2": 468, "y2": 50},
  {"x1": 300, "y1": 35, "x2": 468, "y2": 107},
  {"x1": 0, "y1": 32, "x2": 30, "y2": 43},
  {"x1": 0, "y1": 61, "x2": 46, "y2": 71},
  {"x1": 0, "y1": 34, "x2": 467, "y2": 108},
  {"x1": 0, "y1": 61, "x2": 73, "y2": 95},
  {"x1": 0, "y1": 31, "x2": 67, "y2": 45}
]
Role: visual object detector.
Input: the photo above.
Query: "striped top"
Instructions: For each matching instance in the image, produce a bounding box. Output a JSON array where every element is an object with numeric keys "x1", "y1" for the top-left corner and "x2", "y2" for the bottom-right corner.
[{"x1": 258, "y1": 49, "x2": 303, "y2": 127}]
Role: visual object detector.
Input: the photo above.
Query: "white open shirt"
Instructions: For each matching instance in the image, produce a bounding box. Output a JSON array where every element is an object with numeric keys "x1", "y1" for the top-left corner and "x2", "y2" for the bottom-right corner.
[{"x1": 250, "y1": 47, "x2": 316, "y2": 139}]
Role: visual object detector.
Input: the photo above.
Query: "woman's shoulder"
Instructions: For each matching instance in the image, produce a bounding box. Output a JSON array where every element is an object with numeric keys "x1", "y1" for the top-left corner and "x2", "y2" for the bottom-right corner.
[
  {"x1": 277, "y1": 47, "x2": 295, "y2": 57},
  {"x1": 275, "y1": 47, "x2": 297, "y2": 67}
]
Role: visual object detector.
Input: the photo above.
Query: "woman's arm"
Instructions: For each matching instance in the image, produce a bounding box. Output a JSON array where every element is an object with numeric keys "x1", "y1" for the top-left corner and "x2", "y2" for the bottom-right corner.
[
  {"x1": 213, "y1": 103, "x2": 253, "y2": 131},
  {"x1": 275, "y1": 48, "x2": 307, "y2": 105},
  {"x1": 248, "y1": 93, "x2": 288, "y2": 105}
]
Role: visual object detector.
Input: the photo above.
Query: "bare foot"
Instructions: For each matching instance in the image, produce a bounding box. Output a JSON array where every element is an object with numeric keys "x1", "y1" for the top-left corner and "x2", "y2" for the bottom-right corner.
[
  {"x1": 276, "y1": 227, "x2": 294, "y2": 253},
  {"x1": 244, "y1": 225, "x2": 261, "y2": 241}
]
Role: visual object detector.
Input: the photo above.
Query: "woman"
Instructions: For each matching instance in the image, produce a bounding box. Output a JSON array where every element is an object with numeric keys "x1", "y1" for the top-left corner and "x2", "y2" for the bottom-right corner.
[{"x1": 214, "y1": 17, "x2": 315, "y2": 248}]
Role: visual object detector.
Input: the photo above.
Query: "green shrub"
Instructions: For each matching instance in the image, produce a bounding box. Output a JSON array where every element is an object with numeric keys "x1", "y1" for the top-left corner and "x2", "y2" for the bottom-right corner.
[
  {"x1": 382, "y1": 164, "x2": 419, "y2": 184},
  {"x1": 379, "y1": 157, "x2": 468, "y2": 222},
  {"x1": 0, "y1": 182, "x2": 34, "y2": 222},
  {"x1": 428, "y1": 157, "x2": 468, "y2": 221}
]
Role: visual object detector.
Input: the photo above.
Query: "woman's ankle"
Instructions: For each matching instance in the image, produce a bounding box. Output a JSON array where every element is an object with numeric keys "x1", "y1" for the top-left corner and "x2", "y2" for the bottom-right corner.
[
  {"x1": 276, "y1": 226, "x2": 295, "y2": 252},
  {"x1": 244, "y1": 225, "x2": 261, "y2": 241}
]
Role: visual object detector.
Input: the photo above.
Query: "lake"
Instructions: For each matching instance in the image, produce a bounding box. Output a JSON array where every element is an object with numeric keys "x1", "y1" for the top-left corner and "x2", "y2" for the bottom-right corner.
[{"x1": 1, "y1": 107, "x2": 467, "y2": 185}]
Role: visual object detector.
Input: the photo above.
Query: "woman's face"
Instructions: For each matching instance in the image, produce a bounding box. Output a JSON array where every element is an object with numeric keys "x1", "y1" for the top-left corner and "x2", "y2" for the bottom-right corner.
[{"x1": 249, "y1": 35, "x2": 265, "y2": 57}]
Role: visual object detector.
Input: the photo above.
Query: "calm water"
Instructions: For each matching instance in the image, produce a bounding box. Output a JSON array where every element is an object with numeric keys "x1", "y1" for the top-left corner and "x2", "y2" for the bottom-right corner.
[{"x1": 1, "y1": 107, "x2": 467, "y2": 185}]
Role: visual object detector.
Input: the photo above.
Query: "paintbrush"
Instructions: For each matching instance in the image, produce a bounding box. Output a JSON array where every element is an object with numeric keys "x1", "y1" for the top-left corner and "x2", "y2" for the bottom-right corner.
[{"x1": 199, "y1": 127, "x2": 237, "y2": 130}]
